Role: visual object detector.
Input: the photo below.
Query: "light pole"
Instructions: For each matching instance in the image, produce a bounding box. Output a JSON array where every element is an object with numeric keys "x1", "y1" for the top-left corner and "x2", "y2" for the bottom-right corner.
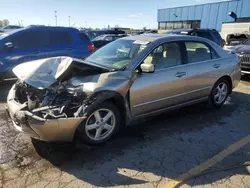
[
  {"x1": 68, "y1": 16, "x2": 71, "y2": 27},
  {"x1": 55, "y1": 11, "x2": 57, "y2": 26}
]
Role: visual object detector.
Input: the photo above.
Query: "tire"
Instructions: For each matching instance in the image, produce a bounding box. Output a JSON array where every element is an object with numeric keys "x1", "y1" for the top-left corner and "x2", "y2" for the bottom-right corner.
[
  {"x1": 76, "y1": 102, "x2": 121, "y2": 145},
  {"x1": 209, "y1": 78, "x2": 230, "y2": 108}
]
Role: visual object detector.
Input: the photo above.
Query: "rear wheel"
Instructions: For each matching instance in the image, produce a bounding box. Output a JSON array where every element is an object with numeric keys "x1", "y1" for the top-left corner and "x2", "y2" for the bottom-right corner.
[
  {"x1": 76, "y1": 102, "x2": 121, "y2": 145},
  {"x1": 210, "y1": 78, "x2": 230, "y2": 108}
]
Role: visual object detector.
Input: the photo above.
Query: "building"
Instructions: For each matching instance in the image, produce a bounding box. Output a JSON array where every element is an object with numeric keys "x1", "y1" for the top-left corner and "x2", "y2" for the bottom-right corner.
[{"x1": 157, "y1": 0, "x2": 250, "y2": 32}]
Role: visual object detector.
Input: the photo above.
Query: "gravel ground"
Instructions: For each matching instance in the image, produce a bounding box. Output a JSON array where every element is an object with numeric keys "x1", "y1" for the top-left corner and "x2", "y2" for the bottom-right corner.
[{"x1": 0, "y1": 77, "x2": 250, "y2": 188}]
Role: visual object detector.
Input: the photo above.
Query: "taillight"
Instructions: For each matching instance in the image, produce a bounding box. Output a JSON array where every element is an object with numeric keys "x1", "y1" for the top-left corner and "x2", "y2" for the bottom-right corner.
[{"x1": 88, "y1": 44, "x2": 95, "y2": 51}]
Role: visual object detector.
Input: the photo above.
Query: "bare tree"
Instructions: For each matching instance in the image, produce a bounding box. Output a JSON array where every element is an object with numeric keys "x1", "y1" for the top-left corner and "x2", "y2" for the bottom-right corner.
[{"x1": 0, "y1": 20, "x2": 3, "y2": 27}]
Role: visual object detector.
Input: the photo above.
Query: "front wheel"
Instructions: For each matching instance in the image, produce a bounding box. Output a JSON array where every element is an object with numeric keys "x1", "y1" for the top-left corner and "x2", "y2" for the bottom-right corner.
[
  {"x1": 76, "y1": 102, "x2": 121, "y2": 145},
  {"x1": 210, "y1": 79, "x2": 230, "y2": 108}
]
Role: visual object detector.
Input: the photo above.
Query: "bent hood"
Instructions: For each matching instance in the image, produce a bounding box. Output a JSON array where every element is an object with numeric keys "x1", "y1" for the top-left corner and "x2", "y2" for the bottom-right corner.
[{"x1": 13, "y1": 56, "x2": 109, "y2": 89}]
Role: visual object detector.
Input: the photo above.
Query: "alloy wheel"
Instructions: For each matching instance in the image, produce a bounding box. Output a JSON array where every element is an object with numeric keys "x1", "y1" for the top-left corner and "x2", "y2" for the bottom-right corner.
[
  {"x1": 214, "y1": 82, "x2": 228, "y2": 104},
  {"x1": 85, "y1": 108, "x2": 116, "y2": 141}
]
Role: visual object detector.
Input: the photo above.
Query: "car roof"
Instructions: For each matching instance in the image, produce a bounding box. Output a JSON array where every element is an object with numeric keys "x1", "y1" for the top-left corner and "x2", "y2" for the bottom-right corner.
[
  {"x1": 120, "y1": 34, "x2": 198, "y2": 42},
  {"x1": 22, "y1": 26, "x2": 79, "y2": 32}
]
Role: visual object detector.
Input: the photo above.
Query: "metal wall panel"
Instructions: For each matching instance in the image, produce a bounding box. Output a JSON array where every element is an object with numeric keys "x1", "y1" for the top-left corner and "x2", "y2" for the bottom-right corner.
[
  {"x1": 236, "y1": 0, "x2": 243, "y2": 18},
  {"x1": 200, "y1": 4, "x2": 211, "y2": 28},
  {"x1": 157, "y1": 9, "x2": 164, "y2": 22},
  {"x1": 241, "y1": 0, "x2": 250, "y2": 18},
  {"x1": 194, "y1": 5, "x2": 203, "y2": 20},
  {"x1": 226, "y1": 1, "x2": 238, "y2": 22},
  {"x1": 216, "y1": 2, "x2": 228, "y2": 31},
  {"x1": 181, "y1": 6, "x2": 188, "y2": 21},
  {"x1": 170, "y1": 8, "x2": 177, "y2": 21},
  {"x1": 208, "y1": 3, "x2": 220, "y2": 29},
  {"x1": 175, "y1": 7, "x2": 182, "y2": 21},
  {"x1": 165, "y1": 9, "x2": 171, "y2": 22},
  {"x1": 188, "y1": 6, "x2": 195, "y2": 20}
]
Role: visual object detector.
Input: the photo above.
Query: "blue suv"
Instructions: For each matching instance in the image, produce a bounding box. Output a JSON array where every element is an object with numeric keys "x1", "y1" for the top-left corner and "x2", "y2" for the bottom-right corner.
[{"x1": 0, "y1": 26, "x2": 94, "y2": 80}]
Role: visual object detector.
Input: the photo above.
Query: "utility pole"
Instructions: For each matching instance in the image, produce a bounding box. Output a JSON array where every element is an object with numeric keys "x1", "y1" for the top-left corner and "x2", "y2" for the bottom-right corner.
[
  {"x1": 55, "y1": 11, "x2": 57, "y2": 26},
  {"x1": 68, "y1": 16, "x2": 71, "y2": 27}
]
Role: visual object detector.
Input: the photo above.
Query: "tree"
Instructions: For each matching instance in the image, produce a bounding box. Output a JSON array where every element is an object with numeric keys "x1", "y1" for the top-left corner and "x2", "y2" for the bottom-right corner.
[
  {"x1": 3, "y1": 19, "x2": 9, "y2": 26},
  {"x1": 95, "y1": 28, "x2": 100, "y2": 30},
  {"x1": 0, "y1": 19, "x2": 9, "y2": 27}
]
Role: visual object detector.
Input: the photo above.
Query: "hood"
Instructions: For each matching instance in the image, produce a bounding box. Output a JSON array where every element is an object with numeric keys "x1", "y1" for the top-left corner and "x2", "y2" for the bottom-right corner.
[
  {"x1": 13, "y1": 56, "x2": 109, "y2": 89},
  {"x1": 234, "y1": 44, "x2": 250, "y2": 54}
]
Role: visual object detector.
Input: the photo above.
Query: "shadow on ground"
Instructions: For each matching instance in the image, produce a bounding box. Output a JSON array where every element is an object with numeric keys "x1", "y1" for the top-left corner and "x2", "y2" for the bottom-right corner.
[
  {"x1": 31, "y1": 88, "x2": 250, "y2": 187},
  {"x1": 0, "y1": 79, "x2": 16, "y2": 102}
]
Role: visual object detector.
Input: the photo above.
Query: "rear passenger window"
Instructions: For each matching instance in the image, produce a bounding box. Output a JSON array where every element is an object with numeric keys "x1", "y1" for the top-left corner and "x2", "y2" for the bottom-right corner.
[
  {"x1": 185, "y1": 42, "x2": 217, "y2": 63},
  {"x1": 78, "y1": 33, "x2": 91, "y2": 42},
  {"x1": 9, "y1": 31, "x2": 50, "y2": 49},
  {"x1": 50, "y1": 32, "x2": 72, "y2": 45}
]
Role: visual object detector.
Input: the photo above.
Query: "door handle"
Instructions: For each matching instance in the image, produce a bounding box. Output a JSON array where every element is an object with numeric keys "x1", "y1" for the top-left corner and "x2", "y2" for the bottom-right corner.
[
  {"x1": 175, "y1": 72, "x2": 186, "y2": 78},
  {"x1": 213, "y1": 64, "x2": 221, "y2": 69}
]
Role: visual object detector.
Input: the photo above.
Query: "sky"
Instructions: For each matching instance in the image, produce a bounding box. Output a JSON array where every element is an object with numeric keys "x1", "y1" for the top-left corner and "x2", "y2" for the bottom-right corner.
[{"x1": 0, "y1": 0, "x2": 229, "y2": 29}]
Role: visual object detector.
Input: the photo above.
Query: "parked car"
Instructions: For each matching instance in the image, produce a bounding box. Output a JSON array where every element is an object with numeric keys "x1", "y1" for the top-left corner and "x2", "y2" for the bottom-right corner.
[
  {"x1": 225, "y1": 37, "x2": 250, "y2": 75},
  {"x1": 166, "y1": 29, "x2": 223, "y2": 46},
  {"x1": 92, "y1": 34, "x2": 126, "y2": 49},
  {"x1": 82, "y1": 29, "x2": 126, "y2": 40},
  {"x1": 223, "y1": 33, "x2": 249, "y2": 50},
  {"x1": 0, "y1": 25, "x2": 23, "y2": 33},
  {"x1": 6, "y1": 34, "x2": 240, "y2": 145},
  {"x1": 0, "y1": 26, "x2": 94, "y2": 81}
]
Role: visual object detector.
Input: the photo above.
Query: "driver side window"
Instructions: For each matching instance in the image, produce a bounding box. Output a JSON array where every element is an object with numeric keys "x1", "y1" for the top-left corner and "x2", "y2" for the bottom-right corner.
[{"x1": 144, "y1": 42, "x2": 182, "y2": 70}]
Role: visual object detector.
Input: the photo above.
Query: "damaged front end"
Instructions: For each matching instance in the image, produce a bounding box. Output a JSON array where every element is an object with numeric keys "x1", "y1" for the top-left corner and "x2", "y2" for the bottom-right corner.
[
  {"x1": 6, "y1": 57, "x2": 112, "y2": 142},
  {"x1": 7, "y1": 79, "x2": 91, "y2": 141}
]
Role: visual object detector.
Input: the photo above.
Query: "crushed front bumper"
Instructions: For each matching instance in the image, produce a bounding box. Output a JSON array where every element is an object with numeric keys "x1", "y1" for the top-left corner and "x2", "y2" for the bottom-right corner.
[{"x1": 6, "y1": 84, "x2": 86, "y2": 142}]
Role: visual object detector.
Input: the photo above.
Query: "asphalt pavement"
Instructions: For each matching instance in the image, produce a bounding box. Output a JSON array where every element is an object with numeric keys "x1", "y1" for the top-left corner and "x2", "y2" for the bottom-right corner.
[{"x1": 0, "y1": 77, "x2": 250, "y2": 188}]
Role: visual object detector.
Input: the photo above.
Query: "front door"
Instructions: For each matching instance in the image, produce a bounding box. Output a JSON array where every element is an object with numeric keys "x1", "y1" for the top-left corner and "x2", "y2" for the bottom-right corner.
[
  {"x1": 0, "y1": 31, "x2": 48, "y2": 78},
  {"x1": 130, "y1": 42, "x2": 189, "y2": 117}
]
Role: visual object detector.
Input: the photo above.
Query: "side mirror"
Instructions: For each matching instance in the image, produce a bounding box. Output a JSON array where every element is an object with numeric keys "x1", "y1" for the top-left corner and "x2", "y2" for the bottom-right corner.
[
  {"x1": 4, "y1": 42, "x2": 14, "y2": 51},
  {"x1": 140, "y1": 62, "x2": 155, "y2": 73}
]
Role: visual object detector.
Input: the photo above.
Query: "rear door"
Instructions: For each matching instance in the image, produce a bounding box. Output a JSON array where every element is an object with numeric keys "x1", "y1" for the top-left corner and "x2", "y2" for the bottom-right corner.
[
  {"x1": 184, "y1": 41, "x2": 222, "y2": 100},
  {"x1": 46, "y1": 31, "x2": 73, "y2": 58}
]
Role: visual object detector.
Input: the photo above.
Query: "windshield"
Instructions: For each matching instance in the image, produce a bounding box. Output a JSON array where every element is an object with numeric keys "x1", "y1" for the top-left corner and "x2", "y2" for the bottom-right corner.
[
  {"x1": 243, "y1": 38, "x2": 250, "y2": 45},
  {"x1": 85, "y1": 39, "x2": 148, "y2": 70}
]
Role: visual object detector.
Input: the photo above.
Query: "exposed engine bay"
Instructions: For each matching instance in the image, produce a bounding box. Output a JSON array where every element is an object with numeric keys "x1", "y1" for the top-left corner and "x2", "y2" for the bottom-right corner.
[
  {"x1": 11, "y1": 57, "x2": 113, "y2": 120},
  {"x1": 14, "y1": 80, "x2": 86, "y2": 119}
]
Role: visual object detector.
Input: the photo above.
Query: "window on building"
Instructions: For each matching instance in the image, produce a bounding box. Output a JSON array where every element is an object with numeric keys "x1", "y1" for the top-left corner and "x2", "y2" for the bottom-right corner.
[
  {"x1": 158, "y1": 20, "x2": 200, "y2": 30},
  {"x1": 173, "y1": 22, "x2": 182, "y2": 29}
]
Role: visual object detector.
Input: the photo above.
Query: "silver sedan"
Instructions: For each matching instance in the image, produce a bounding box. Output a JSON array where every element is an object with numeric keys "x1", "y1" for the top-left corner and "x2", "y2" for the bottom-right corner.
[{"x1": 6, "y1": 34, "x2": 241, "y2": 145}]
